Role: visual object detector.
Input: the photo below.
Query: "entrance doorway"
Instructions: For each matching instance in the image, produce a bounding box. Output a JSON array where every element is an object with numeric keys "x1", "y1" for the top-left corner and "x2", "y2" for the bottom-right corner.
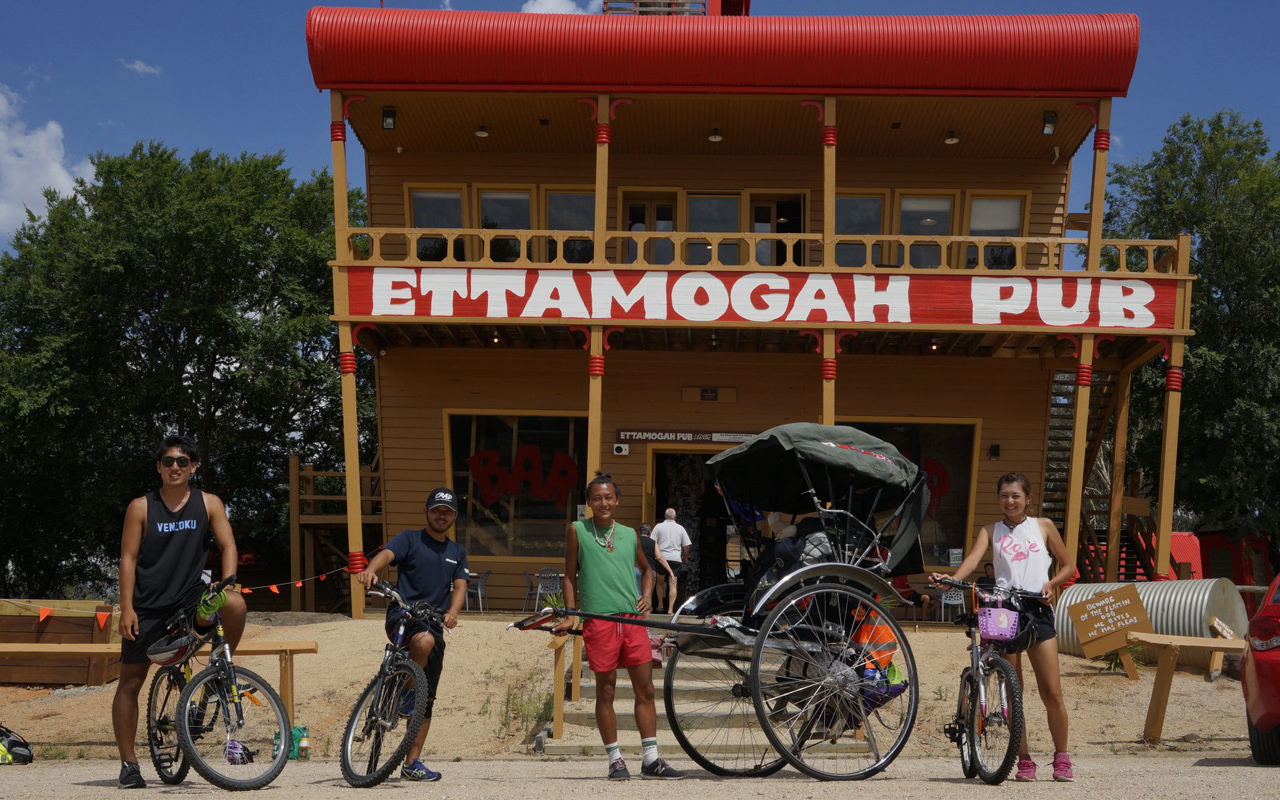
[{"x1": 651, "y1": 452, "x2": 735, "y2": 601}]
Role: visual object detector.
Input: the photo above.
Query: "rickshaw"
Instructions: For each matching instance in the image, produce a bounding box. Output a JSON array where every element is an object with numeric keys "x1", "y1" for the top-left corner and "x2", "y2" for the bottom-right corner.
[{"x1": 516, "y1": 423, "x2": 928, "y2": 781}]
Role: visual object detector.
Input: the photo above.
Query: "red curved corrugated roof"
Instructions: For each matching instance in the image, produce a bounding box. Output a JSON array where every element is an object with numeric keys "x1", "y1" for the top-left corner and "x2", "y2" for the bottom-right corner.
[{"x1": 306, "y1": 9, "x2": 1139, "y2": 97}]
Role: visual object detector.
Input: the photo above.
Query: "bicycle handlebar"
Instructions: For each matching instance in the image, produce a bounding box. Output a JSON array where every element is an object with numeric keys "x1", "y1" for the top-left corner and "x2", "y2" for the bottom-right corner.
[
  {"x1": 933, "y1": 577, "x2": 1044, "y2": 604},
  {"x1": 208, "y1": 575, "x2": 238, "y2": 596},
  {"x1": 366, "y1": 584, "x2": 443, "y2": 625}
]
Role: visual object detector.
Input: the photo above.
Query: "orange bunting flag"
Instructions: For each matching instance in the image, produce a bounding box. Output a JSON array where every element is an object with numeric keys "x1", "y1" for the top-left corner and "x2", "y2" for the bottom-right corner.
[
  {"x1": 294, "y1": 580, "x2": 303, "y2": 587},
  {"x1": 242, "y1": 587, "x2": 254, "y2": 594},
  {"x1": 96, "y1": 611, "x2": 110, "y2": 630},
  {"x1": 318, "y1": 574, "x2": 327, "y2": 581},
  {"x1": 38, "y1": 606, "x2": 52, "y2": 622},
  {"x1": 269, "y1": 585, "x2": 280, "y2": 594}
]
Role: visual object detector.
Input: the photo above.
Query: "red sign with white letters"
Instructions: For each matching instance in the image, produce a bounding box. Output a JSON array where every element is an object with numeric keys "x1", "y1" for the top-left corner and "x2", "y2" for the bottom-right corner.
[{"x1": 345, "y1": 267, "x2": 1179, "y2": 330}]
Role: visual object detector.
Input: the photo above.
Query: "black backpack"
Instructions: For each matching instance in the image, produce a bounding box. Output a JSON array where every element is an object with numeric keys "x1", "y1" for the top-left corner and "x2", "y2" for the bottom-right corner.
[{"x1": 0, "y1": 723, "x2": 33, "y2": 764}]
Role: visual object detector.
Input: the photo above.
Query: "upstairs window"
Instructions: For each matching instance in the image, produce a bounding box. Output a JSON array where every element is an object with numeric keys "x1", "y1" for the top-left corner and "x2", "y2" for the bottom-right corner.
[
  {"x1": 624, "y1": 198, "x2": 675, "y2": 265},
  {"x1": 687, "y1": 195, "x2": 740, "y2": 266},
  {"x1": 479, "y1": 190, "x2": 531, "y2": 263},
  {"x1": 835, "y1": 195, "x2": 885, "y2": 267},
  {"x1": 897, "y1": 196, "x2": 954, "y2": 268},
  {"x1": 966, "y1": 196, "x2": 1025, "y2": 268},
  {"x1": 410, "y1": 190, "x2": 465, "y2": 262},
  {"x1": 546, "y1": 192, "x2": 594, "y2": 264}
]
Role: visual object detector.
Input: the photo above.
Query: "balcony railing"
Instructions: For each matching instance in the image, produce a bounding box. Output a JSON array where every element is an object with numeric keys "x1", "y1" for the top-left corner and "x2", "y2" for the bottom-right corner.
[
  {"x1": 602, "y1": 1, "x2": 706, "y2": 15},
  {"x1": 341, "y1": 227, "x2": 1186, "y2": 274}
]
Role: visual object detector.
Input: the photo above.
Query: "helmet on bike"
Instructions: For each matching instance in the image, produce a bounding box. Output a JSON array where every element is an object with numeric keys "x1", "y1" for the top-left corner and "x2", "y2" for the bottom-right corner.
[
  {"x1": 224, "y1": 739, "x2": 254, "y2": 765},
  {"x1": 987, "y1": 612, "x2": 1039, "y2": 654},
  {"x1": 146, "y1": 631, "x2": 200, "y2": 666}
]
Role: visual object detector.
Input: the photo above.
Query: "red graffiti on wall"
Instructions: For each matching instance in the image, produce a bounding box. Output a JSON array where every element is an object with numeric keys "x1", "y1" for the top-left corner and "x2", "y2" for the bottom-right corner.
[{"x1": 467, "y1": 444, "x2": 580, "y2": 508}]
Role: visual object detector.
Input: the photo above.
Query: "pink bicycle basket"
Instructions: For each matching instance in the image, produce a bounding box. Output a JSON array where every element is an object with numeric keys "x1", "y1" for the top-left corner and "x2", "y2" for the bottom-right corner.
[{"x1": 978, "y1": 605, "x2": 1020, "y2": 642}]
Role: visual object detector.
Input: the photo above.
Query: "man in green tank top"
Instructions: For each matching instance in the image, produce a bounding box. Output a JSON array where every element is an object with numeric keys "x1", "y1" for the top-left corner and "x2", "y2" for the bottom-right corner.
[{"x1": 555, "y1": 473, "x2": 684, "y2": 781}]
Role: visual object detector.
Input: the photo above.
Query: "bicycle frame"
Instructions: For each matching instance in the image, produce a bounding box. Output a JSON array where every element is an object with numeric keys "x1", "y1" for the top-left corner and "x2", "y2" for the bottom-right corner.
[{"x1": 165, "y1": 577, "x2": 245, "y2": 734}]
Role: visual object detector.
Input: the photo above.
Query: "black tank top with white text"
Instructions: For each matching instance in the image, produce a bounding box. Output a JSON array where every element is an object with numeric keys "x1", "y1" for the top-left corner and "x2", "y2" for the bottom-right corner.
[{"x1": 132, "y1": 489, "x2": 210, "y2": 612}]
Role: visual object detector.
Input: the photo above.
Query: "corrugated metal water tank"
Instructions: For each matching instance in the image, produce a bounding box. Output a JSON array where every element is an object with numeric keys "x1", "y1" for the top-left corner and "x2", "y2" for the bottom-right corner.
[{"x1": 1054, "y1": 579, "x2": 1248, "y2": 669}]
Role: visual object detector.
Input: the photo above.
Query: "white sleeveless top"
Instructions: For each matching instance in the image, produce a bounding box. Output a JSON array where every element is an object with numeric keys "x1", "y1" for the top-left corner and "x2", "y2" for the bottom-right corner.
[{"x1": 991, "y1": 517, "x2": 1052, "y2": 594}]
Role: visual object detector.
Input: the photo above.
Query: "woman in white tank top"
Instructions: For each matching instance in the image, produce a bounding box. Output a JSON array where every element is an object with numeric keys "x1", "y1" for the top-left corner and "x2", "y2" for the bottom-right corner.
[{"x1": 930, "y1": 472, "x2": 1076, "y2": 782}]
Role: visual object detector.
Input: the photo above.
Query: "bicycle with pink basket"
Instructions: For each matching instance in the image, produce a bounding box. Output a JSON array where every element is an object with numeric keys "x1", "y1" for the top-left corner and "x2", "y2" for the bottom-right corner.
[{"x1": 934, "y1": 576, "x2": 1043, "y2": 785}]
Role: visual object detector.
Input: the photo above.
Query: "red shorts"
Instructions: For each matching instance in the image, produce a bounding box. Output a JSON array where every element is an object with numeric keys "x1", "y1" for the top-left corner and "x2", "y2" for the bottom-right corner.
[{"x1": 582, "y1": 615, "x2": 650, "y2": 673}]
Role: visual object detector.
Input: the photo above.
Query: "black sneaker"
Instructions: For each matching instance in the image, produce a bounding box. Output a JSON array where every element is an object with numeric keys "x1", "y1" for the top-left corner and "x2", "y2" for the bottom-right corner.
[
  {"x1": 640, "y1": 757, "x2": 685, "y2": 780},
  {"x1": 608, "y1": 757, "x2": 631, "y2": 780},
  {"x1": 119, "y1": 761, "x2": 146, "y2": 789}
]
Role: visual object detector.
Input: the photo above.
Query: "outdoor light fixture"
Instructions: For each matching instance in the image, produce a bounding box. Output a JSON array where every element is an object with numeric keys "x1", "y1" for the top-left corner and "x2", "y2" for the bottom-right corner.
[
  {"x1": 989, "y1": 444, "x2": 1001, "y2": 461},
  {"x1": 1042, "y1": 110, "x2": 1058, "y2": 135},
  {"x1": 382, "y1": 106, "x2": 396, "y2": 130},
  {"x1": 708, "y1": 128, "x2": 723, "y2": 143},
  {"x1": 944, "y1": 130, "x2": 960, "y2": 145},
  {"x1": 492, "y1": 330, "x2": 500, "y2": 344},
  {"x1": 475, "y1": 125, "x2": 489, "y2": 138}
]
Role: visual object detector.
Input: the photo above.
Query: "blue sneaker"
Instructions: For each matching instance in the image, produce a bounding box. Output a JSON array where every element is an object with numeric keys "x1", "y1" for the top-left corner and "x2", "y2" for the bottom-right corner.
[
  {"x1": 399, "y1": 688, "x2": 416, "y2": 718},
  {"x1": 401, "y1": 759, "x2": 441, "y2": 782}
]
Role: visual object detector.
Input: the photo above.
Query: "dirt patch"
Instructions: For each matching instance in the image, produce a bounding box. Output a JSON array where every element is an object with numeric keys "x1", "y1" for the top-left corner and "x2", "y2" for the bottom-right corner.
[{"x1": 0, "y1": 615, "x2": 1250, "y2": 761}]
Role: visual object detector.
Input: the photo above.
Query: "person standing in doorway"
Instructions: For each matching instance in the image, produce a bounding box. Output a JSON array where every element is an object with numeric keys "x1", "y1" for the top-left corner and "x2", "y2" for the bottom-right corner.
[
  {"x1": 651, "y1": 509, "x2": 691, "y2": 614},
  {"x1": 638, "y1": 524, "x2": 676, "y2": 614},
  {"x1": 356, "y1": 488, "x2": 468, "y2": 782},
  {"x1": 114, "y1": 436, "x2": 246, "y2": 789},
  {"x1": 555, "y1": 474, "x2": 684, "y2": 780}
]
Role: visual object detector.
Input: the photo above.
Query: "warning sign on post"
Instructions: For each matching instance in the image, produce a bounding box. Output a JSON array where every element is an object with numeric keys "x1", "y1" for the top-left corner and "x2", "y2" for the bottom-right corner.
[{"x1": 1067, "y1": 584, "x2": 1153, "y2": 659}]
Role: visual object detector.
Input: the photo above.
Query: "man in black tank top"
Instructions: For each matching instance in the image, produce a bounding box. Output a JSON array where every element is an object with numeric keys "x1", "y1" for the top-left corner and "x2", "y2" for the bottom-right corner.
[{"x1": 112, "y1": 435, "x2": 245, "y2": 789}]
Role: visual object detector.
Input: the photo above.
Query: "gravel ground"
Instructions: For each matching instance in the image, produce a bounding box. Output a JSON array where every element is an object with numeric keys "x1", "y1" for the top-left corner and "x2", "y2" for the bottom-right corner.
[{"x1": 0, "y1": 754, "x2": 1273, "y2": 799}]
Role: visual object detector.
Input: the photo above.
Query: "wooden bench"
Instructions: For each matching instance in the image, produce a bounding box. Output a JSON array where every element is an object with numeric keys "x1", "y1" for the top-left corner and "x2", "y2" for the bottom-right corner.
[
  {"x1": 1125, "y1": 631, "x2": 1247, "y2": 744},
  {"x1": 0, "y1": 640, "x2": 318, "y2": 725}
]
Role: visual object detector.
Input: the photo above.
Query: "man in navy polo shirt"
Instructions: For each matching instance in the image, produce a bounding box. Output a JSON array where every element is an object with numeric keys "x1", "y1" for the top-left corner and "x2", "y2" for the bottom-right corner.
[{"x1": 357, "y1": 487, "x2": 468, "y2": 782}]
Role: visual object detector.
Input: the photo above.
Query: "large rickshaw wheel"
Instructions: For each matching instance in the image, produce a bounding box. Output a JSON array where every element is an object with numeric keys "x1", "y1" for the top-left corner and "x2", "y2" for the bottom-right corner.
[
  {"x1": 663, "y1": 594, "x2": 786, "y2": 777},
  {"x1": 749, "y1": 582, "x2": 918, "y2": 781}
]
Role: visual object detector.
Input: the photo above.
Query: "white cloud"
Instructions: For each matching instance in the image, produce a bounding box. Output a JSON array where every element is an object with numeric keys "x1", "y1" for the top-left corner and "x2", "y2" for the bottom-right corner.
[
  {"x1": 440, "y1": 0, "x2": 454, "y2": 8},
  {"x1": 520, "y1": 0, "x2": 603, "y2": 13},
  {"x1": 119, "y1": 58, "x2": 162, "y2": 76},
  {"x1": 0, "y1": 85, "x2": 93, "y2": 250}
]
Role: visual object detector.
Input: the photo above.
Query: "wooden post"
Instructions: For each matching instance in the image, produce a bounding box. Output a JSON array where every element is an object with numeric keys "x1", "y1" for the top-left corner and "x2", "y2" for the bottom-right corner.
[
  {"x1": 571, "y1": 636, "x2": 583, "y2": 702},
  {"x1": 279, "y1": 651, "x2": 296, "y2": 727},
  {"x1": 586, "y1": 326, "x2": 604, "y2": 479},
  {"x1": 1155, "y1": 337, "x2": 1186, "y2": 577},
  {"x1": 822, "y1": 97, "x2": 837, "y2": 266},
  {"x1": 1104, "y1": 371, "x2": 1132, "y2": 582},
  {"x1": 1063, "y1": 333, "x2": 1095, "y2": 567},
  {"x1": 330, "y1": 91, "x2": 351, "y2": 263},
  {"x1": 304, "y1": 529, "x2": 316, "y2": 613},
  {"x1": 338, "y1": 322, "x2": 366, "y2": 619},
  {"x1": 1118, "y1": 649, "x2": 1139, "y2": 681},
  {"x1": 821, "y1": 330, "x2": 835, "y2": 425},
  {"x1": 593, "y1": 93, "x2": 610, "y2": 261},
  {"x1": 549, "y1": 635, "x2": 568, "y2": 739},
  {"x1": 289, "y1": 456, "x2": 302, "y2": 613},
  {"x1": 1143, "y1": 642, "x2": 1180, "y2": 743},
  {"x1": 1085, "y1": 99, "x2": 1112, "y2": 272}
]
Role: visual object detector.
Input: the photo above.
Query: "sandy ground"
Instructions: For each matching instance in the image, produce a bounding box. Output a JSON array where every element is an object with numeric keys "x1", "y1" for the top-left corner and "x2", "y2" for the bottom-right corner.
[
  {"x1": 0, "y1": 755, "x2": 1274, "y2": 799},
  {"x1": 0, "y1": 611, "x2": 1255, "y2": 768}
]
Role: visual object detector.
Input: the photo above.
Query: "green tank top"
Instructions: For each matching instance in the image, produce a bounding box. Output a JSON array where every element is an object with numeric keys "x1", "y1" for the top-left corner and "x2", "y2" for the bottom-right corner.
[{"x1": 573, "y1": 519, "x2": 639, "y2": 615}]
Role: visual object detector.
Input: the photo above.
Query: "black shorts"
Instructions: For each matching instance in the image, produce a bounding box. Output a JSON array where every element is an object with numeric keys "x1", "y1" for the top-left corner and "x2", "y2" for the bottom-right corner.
[
  {"x1": 120, "y1": 583, "x2": 207, "y2": 665},
  {"x1": 385, "y1": 612, "x2": 446, "y2": 710},
  {"x1": 1023, "y1": 599, "x2": 1057, "y2": 642}
]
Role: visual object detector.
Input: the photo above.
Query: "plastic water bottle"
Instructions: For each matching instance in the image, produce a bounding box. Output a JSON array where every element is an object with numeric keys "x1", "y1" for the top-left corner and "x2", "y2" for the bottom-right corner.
[{"x1": 298, "y1": 733, "x2": 310, "y2": 761}]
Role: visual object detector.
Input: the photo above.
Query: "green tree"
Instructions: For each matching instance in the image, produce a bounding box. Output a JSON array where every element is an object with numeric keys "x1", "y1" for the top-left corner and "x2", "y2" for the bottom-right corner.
[
  {"x1": 0, "y1": 142, "x2": 373, "y2": 597},
  {"x1": 1105, "y1": 112, "x2": 1280, "y2": 570}
]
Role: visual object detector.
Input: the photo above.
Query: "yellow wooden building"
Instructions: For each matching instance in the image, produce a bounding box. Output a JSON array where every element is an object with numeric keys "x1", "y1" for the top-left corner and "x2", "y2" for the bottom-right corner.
[{"x1": 303, "y1": 6, "x2": 1192, "y2": 613}]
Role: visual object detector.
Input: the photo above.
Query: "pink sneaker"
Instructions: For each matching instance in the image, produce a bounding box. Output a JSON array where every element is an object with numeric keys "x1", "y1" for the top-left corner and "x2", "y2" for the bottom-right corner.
[
  {"x1": 1015, "y1": 756, "x2": 1037, "y2": 781},
  {"x1": 1052, "y1": 752, "x2": 1074, "y2": 782}
]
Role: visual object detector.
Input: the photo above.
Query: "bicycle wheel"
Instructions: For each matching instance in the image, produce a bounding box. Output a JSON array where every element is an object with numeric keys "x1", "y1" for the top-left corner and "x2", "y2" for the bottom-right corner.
[
  {"x1": 956, "y1": 668, "x2": 977, "y2": 779},
  {"x1": 341, "y1": 656, "x2": 428, "y2": 788},
  {"x1": 750, "y1": 582, "x2": 918, "y2": 781},
  {"x1": 146, "y1": 666, "x2": 190, "y2": 784},
  {"x1": 176, "y1": 664, "x2": 290, "y2": 791},
  {"x1": 665, "y1": 647, "x2": 785, "y2": 777},
  {"x1": 970, "y1": 655, "x2": 1023, "y2": 785}
]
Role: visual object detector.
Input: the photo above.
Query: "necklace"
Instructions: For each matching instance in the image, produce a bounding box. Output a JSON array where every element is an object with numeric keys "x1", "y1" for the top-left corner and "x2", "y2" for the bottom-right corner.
[
  {"x1": 589, "y1": 518, "x2": 616, "y2": 552},
  {"x1": 1004, "y1": 515, "x2": 1028, "y2": 528}
]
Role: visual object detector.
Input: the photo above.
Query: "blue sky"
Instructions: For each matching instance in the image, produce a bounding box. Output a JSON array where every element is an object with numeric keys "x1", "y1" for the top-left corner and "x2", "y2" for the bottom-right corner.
[{"x1": 2, "y1": 0, "x2": 1277, "y2": 251}]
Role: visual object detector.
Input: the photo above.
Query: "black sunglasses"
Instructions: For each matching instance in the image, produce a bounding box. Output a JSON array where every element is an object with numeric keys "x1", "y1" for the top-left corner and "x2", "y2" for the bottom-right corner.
[{"x1": 160, "y1": 456, "x2": 192, "y2": 468}]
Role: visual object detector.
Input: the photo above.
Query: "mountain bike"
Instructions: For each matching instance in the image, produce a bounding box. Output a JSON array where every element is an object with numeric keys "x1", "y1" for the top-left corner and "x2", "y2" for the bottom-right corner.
[
  {"x1": 936, "y1": 577, "x2": 1041, "y2": 785},
  {"x1": 340, "y1": 583, "x2": 439, "y2": 787},
  {"x1": 147, "y1": 575, "x2": 291, "y2": 791}
]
